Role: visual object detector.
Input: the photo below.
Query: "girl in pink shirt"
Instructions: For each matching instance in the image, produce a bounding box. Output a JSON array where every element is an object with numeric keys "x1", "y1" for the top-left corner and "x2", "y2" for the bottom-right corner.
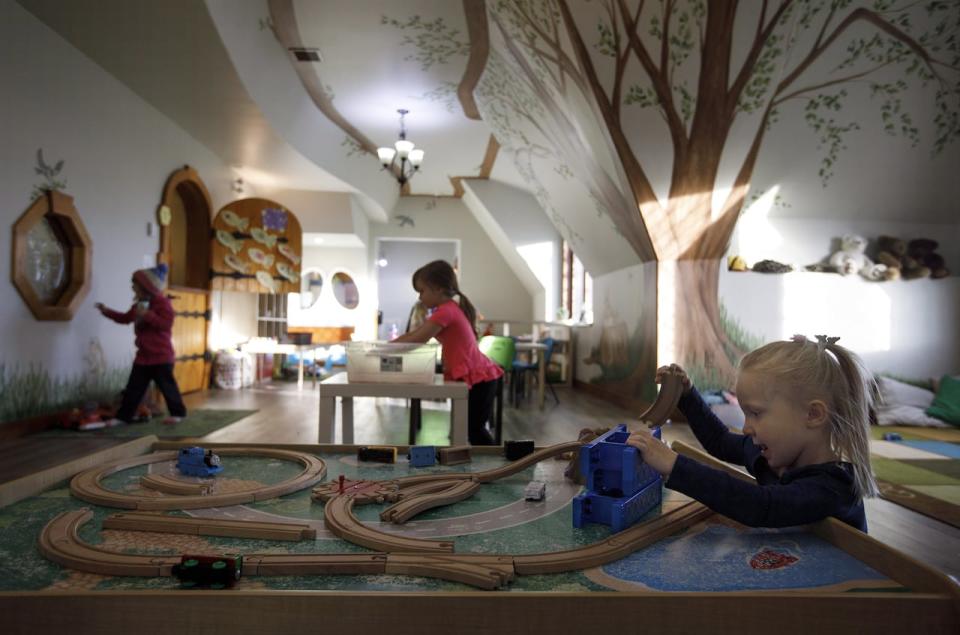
[{"x1": 393, "y1": 260, "x2": 502, "y2": 445}]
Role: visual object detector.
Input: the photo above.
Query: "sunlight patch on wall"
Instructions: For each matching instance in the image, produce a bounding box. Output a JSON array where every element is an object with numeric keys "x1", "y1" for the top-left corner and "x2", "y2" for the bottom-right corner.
[
  {"x1": 517, "y1": 241, "x2": 554, "y2": 321},
  {"x1": 781, "y1": 274, "x2": 891, "y2": 353},
  {"x1": 735, "y1": 186, "x2": 782, "y2": 264},
  {"x1": 710, "y1": 185, "x2": 732, "y2": 222},
  {"x1": 657, "y1": 260, "x2": 677, "y2": 367}
]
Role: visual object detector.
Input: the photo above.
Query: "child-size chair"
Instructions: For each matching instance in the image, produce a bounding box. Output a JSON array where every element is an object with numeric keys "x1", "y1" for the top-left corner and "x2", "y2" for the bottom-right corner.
[
  {"x1": 512, "y1": 337, "x2": 559, "y2": 406},
  {"x1": 478, "y1": 335, "x2": 514, "y2": 444}
]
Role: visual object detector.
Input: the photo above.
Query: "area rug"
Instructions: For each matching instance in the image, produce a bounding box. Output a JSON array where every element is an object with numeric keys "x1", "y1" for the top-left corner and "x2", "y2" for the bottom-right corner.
[
  {"x1": 40, "y1": 409, "x2": 257, "y2": 439},
  {"x1": 870, "y1": 426, "x2": 960, "y2": 528}
]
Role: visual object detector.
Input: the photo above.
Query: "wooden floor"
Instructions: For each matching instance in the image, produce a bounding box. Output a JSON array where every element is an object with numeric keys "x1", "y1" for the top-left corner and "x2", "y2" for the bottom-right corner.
[{"x1": 4, "y1": 378, "x2": 960, "y2": 581}]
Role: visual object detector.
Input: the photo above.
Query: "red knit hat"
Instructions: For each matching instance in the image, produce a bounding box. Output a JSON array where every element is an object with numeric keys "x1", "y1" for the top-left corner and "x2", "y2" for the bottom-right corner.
[{"x1": 132, "y1": 263, "x2": 168, "y2": 296}]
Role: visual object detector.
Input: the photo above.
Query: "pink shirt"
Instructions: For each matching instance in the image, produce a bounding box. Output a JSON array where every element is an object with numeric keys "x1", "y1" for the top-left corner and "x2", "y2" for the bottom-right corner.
[{"x1": 428, "y1": 300, "x2": 503, "y2": 387}]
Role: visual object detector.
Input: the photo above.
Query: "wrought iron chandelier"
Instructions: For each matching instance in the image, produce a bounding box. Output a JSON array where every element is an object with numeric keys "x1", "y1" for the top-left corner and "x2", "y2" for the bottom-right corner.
[{"x1": 377, "y1": 109, "x2": 424, "y2": 187}]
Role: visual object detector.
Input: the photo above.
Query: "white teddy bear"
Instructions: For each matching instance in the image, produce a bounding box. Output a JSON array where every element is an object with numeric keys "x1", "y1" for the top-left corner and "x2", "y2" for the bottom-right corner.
[{"x1": 829, "y1": 234, "x2": 888, "y2": 280}]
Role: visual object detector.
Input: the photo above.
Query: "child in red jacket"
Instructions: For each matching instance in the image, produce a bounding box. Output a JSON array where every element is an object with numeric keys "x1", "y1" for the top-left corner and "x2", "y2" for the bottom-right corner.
[{"x1": 96, "y1": 263, "x2": 186, "y2": 425}]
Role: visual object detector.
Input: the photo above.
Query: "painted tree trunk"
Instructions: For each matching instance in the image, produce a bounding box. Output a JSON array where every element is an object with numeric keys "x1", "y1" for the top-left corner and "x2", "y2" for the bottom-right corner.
[{"x1": 670, "y1": 259, "x2": 742, "y2": 390}]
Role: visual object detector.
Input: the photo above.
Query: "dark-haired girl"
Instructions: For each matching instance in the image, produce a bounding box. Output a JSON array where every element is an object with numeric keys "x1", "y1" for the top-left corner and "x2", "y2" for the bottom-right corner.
[{"x1": 392, "y1": 260, "x2": 502, "y2": 445}]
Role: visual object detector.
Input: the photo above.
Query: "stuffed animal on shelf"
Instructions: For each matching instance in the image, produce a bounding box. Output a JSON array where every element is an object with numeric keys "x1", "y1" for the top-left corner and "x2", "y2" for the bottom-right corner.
[
  {"x1": 908, "y1": 238, "x2": 950, "y2": 279},
  {"x1": 828, "y1": 234, "x2": 889, "y2": 281},
  {"x1": 875, "y1": 235, "x2": 929, "y2": 280}
]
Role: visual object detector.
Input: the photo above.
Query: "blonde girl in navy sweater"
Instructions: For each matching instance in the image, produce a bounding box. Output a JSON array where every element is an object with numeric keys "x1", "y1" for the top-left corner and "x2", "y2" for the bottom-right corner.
[{"x1": 627, "y1": 335, "x2": 877, "y2": 532}]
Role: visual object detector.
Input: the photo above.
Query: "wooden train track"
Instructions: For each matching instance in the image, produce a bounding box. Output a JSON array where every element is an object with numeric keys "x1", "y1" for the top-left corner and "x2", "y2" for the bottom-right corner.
[
  {"x1": 38, "y1": 509, "x2": 181, "y2": 577},
  {"x1": 139, "y1": 474, "x2": 213, "y2": 496},
  {"x1": 39, "y1": 376, "x2": 711, "y2": 589},
  {"x1": 380, "y1": 479, "x2": 481, "y2": 524},
  {"x1": 323, "y1": 493, "x2": 455, "y2": 553},
  {"x1": 102, "y1": 511, "x2": 317, "y2": 541},
  {"x1": 70, "y1": 448, "x2": 326, "y2": 510},
  {"x1": 39, "y1": 502, "x2": 705, "y2": 590}
]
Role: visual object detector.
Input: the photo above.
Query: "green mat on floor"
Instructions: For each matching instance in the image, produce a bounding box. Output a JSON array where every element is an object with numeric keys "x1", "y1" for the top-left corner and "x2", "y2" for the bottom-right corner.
[
  {"x1": 39, "y1": 409, "x2": 256, "y2": 439},
  {"x1": 869, "y1": 426, "x2": 960, "y2": 528}
]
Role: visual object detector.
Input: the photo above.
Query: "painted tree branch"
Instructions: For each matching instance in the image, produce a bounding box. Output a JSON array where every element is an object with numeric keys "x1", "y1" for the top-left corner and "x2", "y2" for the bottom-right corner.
[
  {"x1": 772, "y1": 63, "x2": 895, "y2": 106},
  {"x1": 493, "y1": 12, "x2": 657, "y2": 262},
  {"x1": 556, "y1": 0, "x2": 666, "y2": 233},
  {"x1": 615, "y1": 0, "x2": 688, "y2": 147},
  {"x1": 776, "y1": 7, "x2": 949, "y2": 101},
  {"x1": 727, "y1": 0, "x2": 796, "y2": 118}
]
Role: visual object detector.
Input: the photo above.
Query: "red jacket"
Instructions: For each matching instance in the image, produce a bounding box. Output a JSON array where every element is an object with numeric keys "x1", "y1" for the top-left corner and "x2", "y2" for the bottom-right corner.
[{"x1": 102, "y1": 292, "x2": 176, "y2": 365}]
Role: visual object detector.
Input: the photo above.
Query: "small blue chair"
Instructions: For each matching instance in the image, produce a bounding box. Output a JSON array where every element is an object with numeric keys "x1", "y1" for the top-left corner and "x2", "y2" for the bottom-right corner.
[{"x1": 512, "y1": 337, "x2": 559, "y2": 406}]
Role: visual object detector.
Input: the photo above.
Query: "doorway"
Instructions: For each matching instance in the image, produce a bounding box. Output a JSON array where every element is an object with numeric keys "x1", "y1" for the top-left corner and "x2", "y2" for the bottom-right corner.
[{"x1": 157, "y1": 166, "x2": 213, "y2": 394}]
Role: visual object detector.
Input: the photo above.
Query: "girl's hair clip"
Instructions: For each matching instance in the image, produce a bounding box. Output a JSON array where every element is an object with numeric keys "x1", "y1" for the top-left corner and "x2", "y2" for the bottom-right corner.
[
  {"x1": 814, "y1": 334, "x2": 840, "y2": 352},
  {"x1": 790, "y1": 334, "x2": 808, "y2": 344}
]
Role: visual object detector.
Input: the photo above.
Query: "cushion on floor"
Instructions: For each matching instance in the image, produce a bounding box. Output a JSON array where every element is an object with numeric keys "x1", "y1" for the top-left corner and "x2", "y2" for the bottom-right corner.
[{"x1": 927, "y1": 375, "x2": 960, "y2": 426}]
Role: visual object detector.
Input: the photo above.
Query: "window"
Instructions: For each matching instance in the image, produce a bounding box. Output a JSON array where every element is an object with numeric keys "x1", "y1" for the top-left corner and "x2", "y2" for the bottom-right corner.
[
  {"x1": 561, "y1": 240, "x2": 593, "y2": 324},
  {"x1": 12, "y1": 190, "x2": 92, "y2": 320}
]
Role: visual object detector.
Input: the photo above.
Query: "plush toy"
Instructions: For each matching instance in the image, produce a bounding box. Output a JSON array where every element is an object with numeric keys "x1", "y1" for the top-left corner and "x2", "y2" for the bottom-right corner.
[
  {"x1": 908, "y1": 238, "x2": 950, "y2": 279},
  {"x1": 874, "y1": 235, "x2": 929, "y2": 280},
  {"x1": 829, "y1": 234, "x2": 889, "y2": 280}
]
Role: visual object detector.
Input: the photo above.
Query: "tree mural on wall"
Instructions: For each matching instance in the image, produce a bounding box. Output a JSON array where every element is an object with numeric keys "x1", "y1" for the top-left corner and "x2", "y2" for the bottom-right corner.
[{"x1": 485, "y1": 0, "x2": 958, "y2": 386}]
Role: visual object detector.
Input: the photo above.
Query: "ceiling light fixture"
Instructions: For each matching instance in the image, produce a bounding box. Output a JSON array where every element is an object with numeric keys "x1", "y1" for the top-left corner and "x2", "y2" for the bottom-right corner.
[{"x1": 377, "y1": 109, "x2": 424, "y2": 187}]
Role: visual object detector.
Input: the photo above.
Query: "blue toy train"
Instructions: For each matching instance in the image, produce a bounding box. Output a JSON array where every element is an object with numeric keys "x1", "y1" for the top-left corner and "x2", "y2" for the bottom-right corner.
[{"x1": 176, "y1": 447, "x2": 223, "y2": 477}]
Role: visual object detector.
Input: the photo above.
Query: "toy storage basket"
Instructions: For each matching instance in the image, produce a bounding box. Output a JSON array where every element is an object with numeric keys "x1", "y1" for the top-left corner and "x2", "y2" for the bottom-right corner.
[{"x1": 346, "y1": 342, "x2": 438, "y2": 384}]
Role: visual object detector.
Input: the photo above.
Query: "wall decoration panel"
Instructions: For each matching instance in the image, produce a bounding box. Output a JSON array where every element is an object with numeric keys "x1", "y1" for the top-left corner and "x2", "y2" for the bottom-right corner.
[{"x1": 210, "y1": 198, "x2": 302, "y2": 295}]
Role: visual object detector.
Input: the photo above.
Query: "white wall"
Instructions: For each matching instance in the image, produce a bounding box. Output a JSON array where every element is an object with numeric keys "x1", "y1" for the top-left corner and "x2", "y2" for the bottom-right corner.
[
  {"x1": 371, "y1": 197, "x2": 533, "y2": 324},
  {"x1": 209, "y1": 291, "x2": 258, "y2": 351},
  {"x1": 287, "y1": 245, "x2": 375, "y2": 339},
  {"x1": 0, "y1": 2, "x2": 238, "y2": 378},
  {"x1": 722, "y1": 216, "x2": 960, "y2": 379},
  {"x1": 461, "y1": 179, "x2": 562, "y2": 321}
]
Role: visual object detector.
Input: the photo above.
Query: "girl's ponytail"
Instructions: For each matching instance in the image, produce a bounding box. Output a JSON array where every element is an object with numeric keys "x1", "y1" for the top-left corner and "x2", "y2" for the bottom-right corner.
[
  {"x1": 456, "y1": 291, "x2": 478, "y2": 339},
  {"x1": 823, "y1": 342, "x2": 879, "y2": 498}
]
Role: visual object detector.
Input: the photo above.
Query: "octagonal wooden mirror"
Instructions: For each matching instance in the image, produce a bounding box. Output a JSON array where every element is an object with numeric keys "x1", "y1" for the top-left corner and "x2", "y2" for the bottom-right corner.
[{"x1": 12, "y1": 190, "x2": 92, "y2": 320}]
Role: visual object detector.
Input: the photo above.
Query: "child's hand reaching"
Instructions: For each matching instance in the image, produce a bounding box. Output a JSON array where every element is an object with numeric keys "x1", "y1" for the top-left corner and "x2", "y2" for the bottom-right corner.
[
  {"x1": 94, "y1": 302, "x2": 106, "y2": 314},
  {"x1": 655, "y1": 364, "x2": 693, "y2": 395},
  {"x1": 626, "y1": 428, "x2": 677, "y2": 477}
]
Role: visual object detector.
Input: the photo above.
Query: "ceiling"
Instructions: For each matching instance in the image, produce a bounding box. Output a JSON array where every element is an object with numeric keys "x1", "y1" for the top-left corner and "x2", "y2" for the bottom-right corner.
[
  {"x1": 18, "y1": 0, "x2": 954, "y2": 272},
  {"x1": 16, "y1": 0, "x2": 529, "y2": 208},
  {"x1": 17, "y1": 0, "x2": 354, "y2": 194}
]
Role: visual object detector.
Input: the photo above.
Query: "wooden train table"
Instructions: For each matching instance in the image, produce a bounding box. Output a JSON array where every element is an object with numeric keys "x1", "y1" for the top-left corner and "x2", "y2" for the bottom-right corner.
[{"x1": 0, "y1": 435, "x2": 957, "y2": 634}]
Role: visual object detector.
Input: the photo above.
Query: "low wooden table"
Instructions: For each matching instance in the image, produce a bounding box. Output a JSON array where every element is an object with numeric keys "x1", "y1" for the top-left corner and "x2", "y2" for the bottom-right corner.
[{"x1": 318, "y1": 372, "x2": 468, "y2": 444}]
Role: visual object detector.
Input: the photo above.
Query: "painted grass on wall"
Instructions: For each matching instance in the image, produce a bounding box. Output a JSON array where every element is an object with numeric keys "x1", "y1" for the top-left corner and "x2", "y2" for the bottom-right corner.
[
  {"x1": 687, "y1": 303, "x2": 766, "y2": 392},
  {"x1": 0, "y1": 363, "x2": 128, "y2": 424}
]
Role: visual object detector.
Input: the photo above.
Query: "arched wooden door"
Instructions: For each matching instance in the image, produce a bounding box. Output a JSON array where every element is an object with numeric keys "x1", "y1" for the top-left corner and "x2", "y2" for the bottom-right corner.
[{"x1": 156, "y1": 166, "x2": 212, "y2": 394}]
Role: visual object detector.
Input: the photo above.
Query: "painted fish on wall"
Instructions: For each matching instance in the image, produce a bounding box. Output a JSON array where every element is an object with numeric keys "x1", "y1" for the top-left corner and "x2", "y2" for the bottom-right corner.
[
  {"x1": 251, "y1": 227, "x2": 278, "y2": 248},
  {"x1": 221, "y1": 209, "x2": 249, "y2": 231},
  {"x1": 216, "y1": 229, "x2": 244, "y2": 255}
]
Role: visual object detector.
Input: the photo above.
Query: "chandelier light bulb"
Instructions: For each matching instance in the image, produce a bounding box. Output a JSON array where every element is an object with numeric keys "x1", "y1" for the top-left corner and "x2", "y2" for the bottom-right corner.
[
  {"x1": 408, "y1": 149, "x2": 424, "y2": 168},
  {"x1": 377, "y1": 147, "x2": 396, "y2": 167},
  {"x1": 394, "y1": 139, "x2": 414, "y2": 159}
]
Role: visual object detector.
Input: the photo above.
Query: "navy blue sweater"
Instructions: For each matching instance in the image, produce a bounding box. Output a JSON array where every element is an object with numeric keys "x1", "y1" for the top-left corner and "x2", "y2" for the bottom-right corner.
[{"x1": 665, "y1": 388, "x2": 867, "y2": 532}]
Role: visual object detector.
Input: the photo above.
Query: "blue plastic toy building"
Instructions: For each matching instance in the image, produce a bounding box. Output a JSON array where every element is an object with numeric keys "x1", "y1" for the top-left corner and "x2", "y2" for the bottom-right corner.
[
  {"x1": 408, "y1": 445, "x2": 436, "y2": 467},
  {"x1": 176, "y1": 447, "x2": 223, "y2": 477},
  {"x1": 572, "y1": 424, "x2": 662, "y2": 533}
]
